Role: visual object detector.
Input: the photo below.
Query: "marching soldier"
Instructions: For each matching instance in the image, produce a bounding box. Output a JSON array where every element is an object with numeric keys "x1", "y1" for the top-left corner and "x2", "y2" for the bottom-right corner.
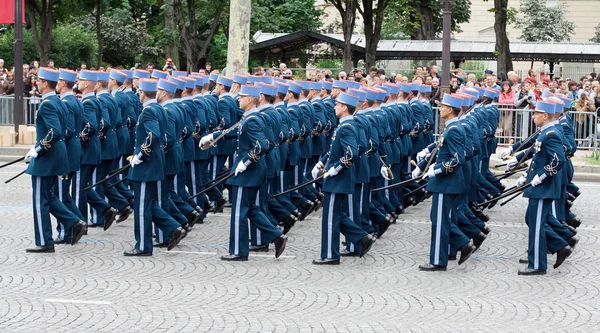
[
  {"x1": 208, "y1": 85, "x2": 287, "y2": 261},
  {"x1": 312, "y1": 92, "x2": 376, "y2": 265},
  {"x1": 54, "y1": 69, "x2": 86, "y2": 243},
  {"x1": 93, "y1": 71, "x2": 133, "y2": 225},
  {"x1": 24, "y1": 68, "x2": 86, "y2": 252},
  {"x1": 516, "y1": 101, "x2": 573, "y2": 275},
  {"x1": 417, "y1": 94, "x2": 475, "y2": 271},
  {"x1": 124, "y1": 78, "x2": 186, "y2": 256},
  {"x1": 76, "y1": 70, "x2": 119, "y2": 230}
]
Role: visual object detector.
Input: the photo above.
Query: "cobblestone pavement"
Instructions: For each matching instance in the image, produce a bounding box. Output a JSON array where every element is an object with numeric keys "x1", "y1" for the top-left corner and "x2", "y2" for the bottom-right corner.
[{"x1": 0, "y1": 163, "x2": 599, "y2": 332}]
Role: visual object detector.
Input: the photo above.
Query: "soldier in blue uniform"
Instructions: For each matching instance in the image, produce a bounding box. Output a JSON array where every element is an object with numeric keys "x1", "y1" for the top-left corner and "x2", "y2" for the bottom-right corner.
[
  {"x1": 124, "y1": 78, "x2": 186, "y2": 256},
  {"x1": 418, "y1": 94, "x2": 476, "y2": 271},
  {"x1": 151, "y1": 78, "x2": 196, "y2": 246},
  {"x1": 213, "y1": 85, "x2": 288, "y2": 261},
  {"x1": 24, "y1": 68, "x2": 86, "y2": 252},
  {"x1": 108, "y1": 69, "x2": 136, "y2": 206},
  {"x1": 54, "y1": 69, "x2": 86, "y2": 244},
  {"x1": 199, "y1": 76, "x2": 237, "y2": 212},
  {"x1": 76, "y1": 70, "x2": 119, "y2": 230},
  {"x1": 312, "y1": 92, "x2": 376, "y2": 265},
  {"x1": 516, "y1": 101, "x2": 573, "y2": 275},
  {"x1": 93, "y1": 71, "x2": 133, "y2": 225}
]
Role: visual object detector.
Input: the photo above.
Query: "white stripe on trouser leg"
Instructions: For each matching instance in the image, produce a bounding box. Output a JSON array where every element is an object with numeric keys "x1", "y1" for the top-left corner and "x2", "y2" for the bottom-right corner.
[
  {"x1": 191, "y1": 163, "x2": 197, "y2": 195},
  {"x1": 552, "y1": 200, "x2": 557, "y2": 218},
  {"x1": 58, "y1": 176, "x2": 63, "y2": 201},
  {"x1": 213, "y1": 156, "x2": 217, "y2": 179},
  {"x1": 75, "y1": 171, "x2": 80, "y2": 210},
  {"x1": 327, "y1": 193, "x2": 335, "y2": 259},
  {"x1": 348, "y1": 194, "x2": 354, "y2": 253},
  {"x1": 534, "y1": 199, "x2": 543, "y2": 270},
  {"x1": 280, "y1": 172, "x2": 284, "y2": 192},
  {"x1": 434, "y1": 193, "x2": 443, "y2": 265},
  {"x1": 303, "y1": 162, "x2": 308, "y2": 179},
  {"x1": 384, "y1": 179, "x2": 389, "y2": 199},
  {"x1": 157, "y1": 181, "x2": 162, "y2": 207},
  {"x1": 234, "y1": 187, "x2": 243, "y2": 255},
  {"x1": 140, "y1": 182, "x2": 146, "y2": 251},
  {"x1": 35, "y1": 177, "x2": 44, "y2": 246},
  {"x1": 57, "y1": 176, "x2": 65, "y2": 238},
  {"x1": 91, "y1": 169, "x2": 97, "y2": 224},
  {"x1": 294, "y1": 166, "x2": 299, "y2": 186},
  {"x1": 255, "y1": 189, "x2": 261, "y2": 245},
  {"x1": 119, "y1": 156, "x2": 123, "y2": 180},
  {"x1": 174, "y1": 175, "x2": 178, "y2": 195}
]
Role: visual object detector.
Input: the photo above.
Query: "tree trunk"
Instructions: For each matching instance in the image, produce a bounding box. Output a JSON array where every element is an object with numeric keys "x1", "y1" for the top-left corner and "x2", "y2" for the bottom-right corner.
[
  {"x1": 95, "y1": 0, "x2": 103, "y2": 67},
  {"x1": 173, "y1": 0, "x2": 198, "y2": 72},
  {"x1": 226, "y1": 0, "x2": 251, "y2": 75},
  {"x1": 415, "y1": 0, "x2": 436, "y2": 40},
  {"x1": 360, "y1": 0, "x2": 387, "y2": 69},
  {"x1": 494, "y1": 0, "x2": 513, "y2": 75},
  {"x1": 198, "y1": 6, "x2": 224, "y2": 66},
  {"x1": 331, "y1": 0, "x2": 356, "y2": 73},
  {"x1": 25, "y1": 0, "x2": 54, "y2": 65},
  {"x1": 163, "y1": 0, "x2": 179, "y2": 69}
]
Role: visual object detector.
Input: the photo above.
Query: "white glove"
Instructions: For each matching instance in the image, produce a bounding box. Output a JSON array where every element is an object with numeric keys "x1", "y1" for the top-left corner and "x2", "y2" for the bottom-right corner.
[
  {"x1": 425, "y1": 165, "x2": 437, "y2": 179},
  {"x1": 416, "y1": 149, "x2": 429, "y2": 162},
  {"x1": 24, "y1": 147, "x2": 38, "y2": 162},
  {"x1": 311, "y1": 161, "x2": 324, "y2": 179},
  {"x1": 380, "y1": 166, "x2": 390, "y2": 179},
  {"x1": 130, "y1": 154, "x2": 143, "y2": 167},
  {"x1": 530, "y1": 174, "x2": 543, "y2": 187},
  {"x1": 500, "y1": 147, "x2": 513, "y2": 160},
  {"x1": 517, "y1": 173, "x2": 527, "y2": 187},
  {"x1": 411, "y1": 166, "x2": 421, "y2": 179},
  {"x1": 234, "y1": 161, "x2": 247, "y2": 176},
  {"x1": 199, "y1": 134, "x2": 214, "y2": 147},
  {"x1": 505, "y1": 157, "x2": 518, "y2": 171},
  {"x1": 324, "y1": 167, "x2": 340, "y2": 178}
]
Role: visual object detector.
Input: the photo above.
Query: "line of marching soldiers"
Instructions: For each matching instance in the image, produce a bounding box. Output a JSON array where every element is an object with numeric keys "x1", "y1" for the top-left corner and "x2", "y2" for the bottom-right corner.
[{"x1": 22, "y1": 67, "x2": 581, "y2": 273}]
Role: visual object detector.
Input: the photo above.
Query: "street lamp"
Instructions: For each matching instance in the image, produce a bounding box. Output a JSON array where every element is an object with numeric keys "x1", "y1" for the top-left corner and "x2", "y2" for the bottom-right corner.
[{"x1": 441, "y1": 0, "x2": 454, "y2": 93}]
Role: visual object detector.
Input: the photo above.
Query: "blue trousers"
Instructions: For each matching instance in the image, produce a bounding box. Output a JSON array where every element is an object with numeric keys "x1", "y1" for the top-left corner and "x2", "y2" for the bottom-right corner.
[
  {"x1": 115, "y1": 156, "x2": 134, "y2": 201},
  {"x1": 31, "y1": 176, "x2": 80, "y2": 247},
  {"x1": 346, "y1": 184, "x2": 372, "y2": 254},
  {"x1": 130, "y1": 180, "x2": 180, "y2": 253},
  {"x1": 95, "y1": 159, "x2": 129, "y2": 211},
  {"x1": 56, "y1": 172, "x2": 85, "y2": 241},
  {"x1": 429, "y1": 192, "x2": 469, "y2": 267},
  {"x1": 229, "y1": 185, "x2": 282, "y2": 257},
  {"x1": 320, "y1": 192, "x2": 368, "y2": 260},
  {"x1": 79, "y1": 164, "x2": 110, "y2": 225}
]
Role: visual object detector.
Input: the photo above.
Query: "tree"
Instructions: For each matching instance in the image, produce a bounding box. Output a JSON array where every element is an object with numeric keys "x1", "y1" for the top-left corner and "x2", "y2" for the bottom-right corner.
[
  {"x1": 173, "y1": 0, "x2": 226, "y2": 71},
  {"x1": 358, "y1": 0, "x2": 389, "y2": 69},
  {"x1": 325, "y1": 0, "x2": 357, "y2": 72},
  {"x1": 486, "y1": 0, "x2": 516, "y2": 76},
  {"x1": 251, "y1": 0, "x2": 323, "y2": 35},
  {"x1": 514, "y1": 0, "x2": 575, "y2": 42},
  {"x1": 591, "y1": 23, "x2": 600, "y2": 43},
  {"x1": 382, "y1": 0, "x2": 471, "y2": 40},
  {"x1": 25, "y1": 0, "x2": 56, "y2": 65}
]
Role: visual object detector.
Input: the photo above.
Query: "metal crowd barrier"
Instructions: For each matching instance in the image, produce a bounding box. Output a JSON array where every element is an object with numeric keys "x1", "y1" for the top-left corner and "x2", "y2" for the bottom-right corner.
[
  {"x1": 431, "y1": 105, "x2": 598, "y2": 151},
  {"x1": 0, "y1": 95, "x2": 40, "y2": 126}
]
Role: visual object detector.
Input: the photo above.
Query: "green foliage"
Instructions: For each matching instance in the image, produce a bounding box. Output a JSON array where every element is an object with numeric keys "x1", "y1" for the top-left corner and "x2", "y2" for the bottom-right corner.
[
  {"x1": 251, "y1": 0, "x2": 323, "y2": 35},
  {"x1": 78, "y1": 12, "x2": 161, "y2": 68},
  {"x1": 0, "y1": 28, "x2": 38, "y2": 68},
  {"x1": 207, "y1": 29, "x2": 229, "y2": 71},
  {"x1": 0, "y1": 25, "x2": 96, "y2": 69},
  {"x1": 383, "y1": 0, "x2": 472, "y2": 39},
  {"x1": 591, "y1": 23, "x2": 600, "y2": 43},
  {"x1": 514, "y1": 0, "x2": 575, "y2": 42},
  {"x1": 49, "y1": 23, "x2": 98, "y2": 69}
]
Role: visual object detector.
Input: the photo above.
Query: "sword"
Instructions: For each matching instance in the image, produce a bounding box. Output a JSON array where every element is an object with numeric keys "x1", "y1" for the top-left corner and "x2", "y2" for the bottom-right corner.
[
  {"x1": 5, "y1": 169, "x2": 27, "y2": 184},
  {"x1": 272, "y1": 174, "x2": 324, "y2": 198},
  {"x1": 0, "y1": 156, "x2": 25, "y2": 169},
  {"x1": 472, "y1": 183, "x2": 532, "y2": 209},
  {"x1": 187, "y1": 171, "x2": 235, "y2": 201},
  {"x1": 84, "y1": 164, "x2": 131, "y2": 191}
]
